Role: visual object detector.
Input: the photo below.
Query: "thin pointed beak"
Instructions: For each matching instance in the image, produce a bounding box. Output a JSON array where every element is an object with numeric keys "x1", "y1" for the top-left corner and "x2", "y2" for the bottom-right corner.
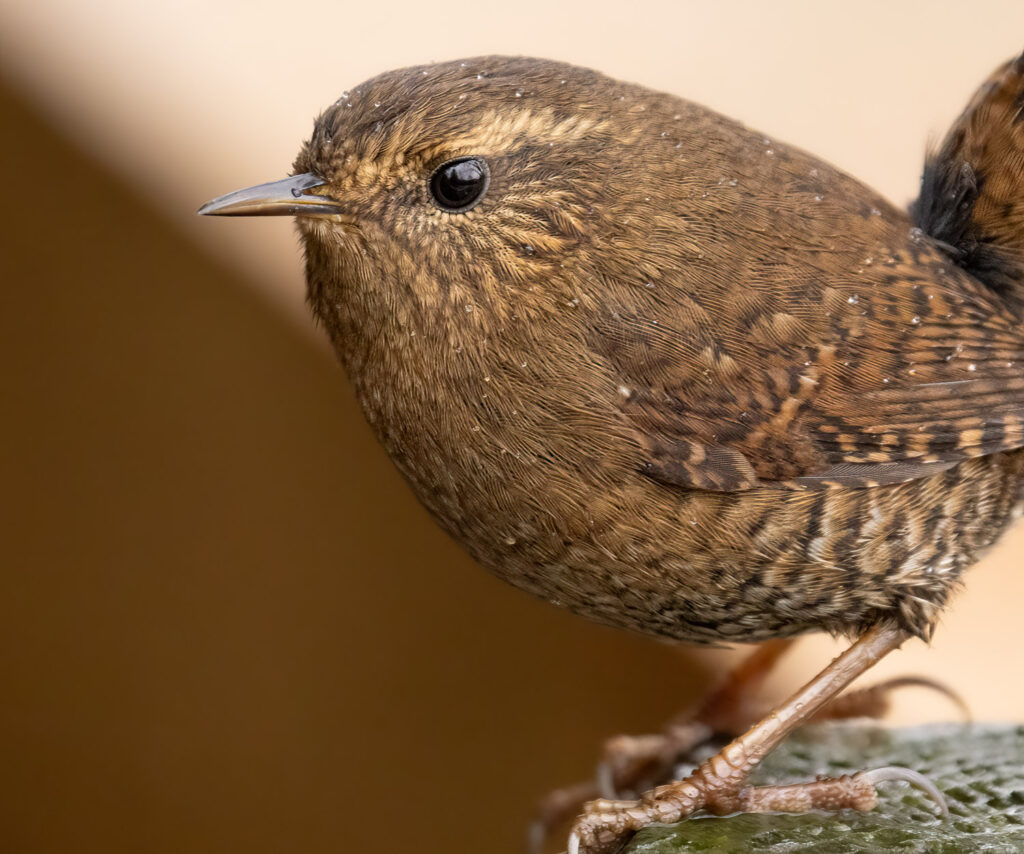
[{"x1": 198, "y1": 173, "x2": 343, "y2": 217}]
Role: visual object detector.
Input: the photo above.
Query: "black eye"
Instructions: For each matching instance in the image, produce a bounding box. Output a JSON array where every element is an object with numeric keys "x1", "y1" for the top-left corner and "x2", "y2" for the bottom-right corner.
[{"x1": 429, "y1": 157, "x2": 490, "y2": 212}]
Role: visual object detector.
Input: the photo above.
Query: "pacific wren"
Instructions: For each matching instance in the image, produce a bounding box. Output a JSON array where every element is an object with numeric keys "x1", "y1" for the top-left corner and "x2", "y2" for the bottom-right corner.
[{"x1": 201, "y1": 53, "x2": 1024, "y2": 853}]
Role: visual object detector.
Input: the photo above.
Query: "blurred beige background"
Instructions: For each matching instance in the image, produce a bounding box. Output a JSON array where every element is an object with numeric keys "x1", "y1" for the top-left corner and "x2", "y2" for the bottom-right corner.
[{"x1": 1, "y1": 2, "x2": 1023, "y2": 853}]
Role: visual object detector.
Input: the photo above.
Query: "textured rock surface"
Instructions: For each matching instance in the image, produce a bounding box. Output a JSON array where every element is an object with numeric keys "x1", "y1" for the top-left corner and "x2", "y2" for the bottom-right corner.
[{"x1": 623, "y1": 723, "x2": 1024, "y2": 853}]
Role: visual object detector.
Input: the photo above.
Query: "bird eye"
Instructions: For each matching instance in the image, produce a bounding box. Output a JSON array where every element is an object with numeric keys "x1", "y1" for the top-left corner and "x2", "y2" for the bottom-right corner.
[{"x1": 429, "y1": 157, "x2": 490, "y2": 212}]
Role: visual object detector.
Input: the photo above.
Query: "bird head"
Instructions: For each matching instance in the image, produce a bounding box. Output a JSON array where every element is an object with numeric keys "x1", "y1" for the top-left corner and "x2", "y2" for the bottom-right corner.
[{"x1": 199, "y1": 56, "x2": 661, "y2": 330}]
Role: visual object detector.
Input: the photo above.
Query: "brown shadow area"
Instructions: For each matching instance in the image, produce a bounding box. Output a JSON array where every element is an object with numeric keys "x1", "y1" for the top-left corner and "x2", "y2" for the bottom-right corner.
[{"x1": 0, "y1": 75, "x2": 708, "y2": 853}]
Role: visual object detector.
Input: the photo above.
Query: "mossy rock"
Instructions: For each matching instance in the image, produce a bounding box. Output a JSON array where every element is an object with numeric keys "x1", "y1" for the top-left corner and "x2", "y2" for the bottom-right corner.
[{"x1": 623, "y1": 723, "x2": 1024, "y2": 853}]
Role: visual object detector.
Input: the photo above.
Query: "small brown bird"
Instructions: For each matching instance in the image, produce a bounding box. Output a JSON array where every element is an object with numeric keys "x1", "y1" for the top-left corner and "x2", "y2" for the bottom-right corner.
[{"x1": 201, "y1": 53, "x2": 1024, "y2": 852}]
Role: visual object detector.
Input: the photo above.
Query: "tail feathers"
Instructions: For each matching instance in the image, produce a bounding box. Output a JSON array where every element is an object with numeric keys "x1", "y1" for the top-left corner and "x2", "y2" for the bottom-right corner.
[{"x1": 912, "y1": 51, "x2": 1024, "y2": 311}]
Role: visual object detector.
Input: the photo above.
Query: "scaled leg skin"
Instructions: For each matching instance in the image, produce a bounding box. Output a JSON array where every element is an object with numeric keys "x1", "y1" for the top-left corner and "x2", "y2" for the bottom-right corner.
[
  {"x1": 597, "y1": 638, "x2": 795, "y2": 799},
  {"x1": 568, "y1": 624, "x2": 948, "y2": 854},
  {"x1": 531, "y1": 639, "x2": 794, "y2": 851}
]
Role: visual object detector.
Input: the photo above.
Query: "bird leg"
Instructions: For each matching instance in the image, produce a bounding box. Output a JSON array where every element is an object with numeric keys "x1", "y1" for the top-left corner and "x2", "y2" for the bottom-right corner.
[
  {"x1": 530, "y1": 639, "x2": 794, "y2": 851},
  {"x1": 592, "y1": 654, "x2": 966, "y2": 804},
  {"x1": 568, "y1": 623, "x2": 947, "y2": 854},
  {"x1": 597, "y1": 638, "x2": 795, "y2": 799},
  {"x1": 531, "y1": 635, "x2": 964, "y2": 851}
]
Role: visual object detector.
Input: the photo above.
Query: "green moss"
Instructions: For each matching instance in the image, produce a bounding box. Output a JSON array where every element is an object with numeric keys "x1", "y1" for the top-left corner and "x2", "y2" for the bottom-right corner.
[{"x1": 624, "y1": 723, "x2": 1024, "y2": 853}]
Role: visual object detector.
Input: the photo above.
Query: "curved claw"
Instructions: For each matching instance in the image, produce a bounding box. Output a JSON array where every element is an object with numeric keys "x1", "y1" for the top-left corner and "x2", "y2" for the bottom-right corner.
[
  {"x1": 858, "y1": 765, "x2": 948, "y2": 818},
  {"x1": 596, "y1": 760, "x2": 616, "y2": 800},
  {"x1": 527, "y1": 818, "x2": 545, "y2": 854},
  {"x1": 531, "y1": 780, "x2": 602, "y2": 854},
  {"x1": 873, "y1": 676, "x2": 972, "y2": 724},
  {"x1": 813, "y1": 674, "x2": 972, "y2": 725}
]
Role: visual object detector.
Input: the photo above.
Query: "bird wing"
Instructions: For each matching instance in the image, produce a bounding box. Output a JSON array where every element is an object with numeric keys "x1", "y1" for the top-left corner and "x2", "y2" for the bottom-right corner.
[{"x1": 590, "y1": 254, "x2": 1024, "y2": 492}]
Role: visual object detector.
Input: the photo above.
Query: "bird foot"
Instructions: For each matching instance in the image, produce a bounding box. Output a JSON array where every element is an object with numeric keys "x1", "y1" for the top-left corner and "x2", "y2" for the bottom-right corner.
[
  {"x1": 592, "y1": 674, "x2": 966, "y2": 801},
  {"x1": 530, "y1": 642, "x2": 963, "y2": 852},
  {"x1": 531, "y1": 640, "x2": 793, "y2": 850},
  {"x1": 567, "y1": 762, "x2": 947, "y2": 854}
]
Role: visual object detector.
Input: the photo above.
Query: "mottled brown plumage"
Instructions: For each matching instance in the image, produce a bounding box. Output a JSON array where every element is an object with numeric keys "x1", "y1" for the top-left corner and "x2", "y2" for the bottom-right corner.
[{"x1": 201, "y1": 52, "x2": 1024, "y2": 854}]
